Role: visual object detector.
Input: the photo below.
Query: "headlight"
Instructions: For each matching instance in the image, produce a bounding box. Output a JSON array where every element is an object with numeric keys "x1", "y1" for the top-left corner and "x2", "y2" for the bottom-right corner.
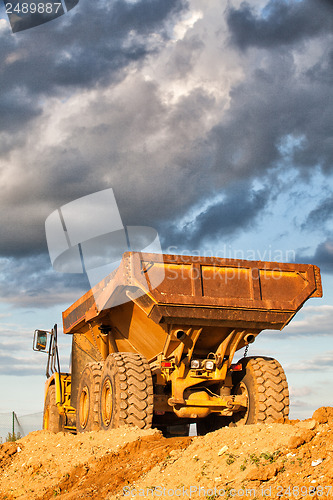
[
  {"x1": 191, "y1": 359, "x2": 200, "y2": 369},
  {"x1": 205, "y1": 360, "x2": 215, "y2": 371}
]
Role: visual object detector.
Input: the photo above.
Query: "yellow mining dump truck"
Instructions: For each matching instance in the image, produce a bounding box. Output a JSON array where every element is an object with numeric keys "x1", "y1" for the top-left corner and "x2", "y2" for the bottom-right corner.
[{"x1": 33, "y1": 252, "x2": 322, "y2": 434}]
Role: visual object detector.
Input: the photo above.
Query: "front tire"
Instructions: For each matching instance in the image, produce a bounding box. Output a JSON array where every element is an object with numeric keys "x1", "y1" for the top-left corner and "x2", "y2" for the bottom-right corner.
[
  {"x1": 76, "y1": 362, "x2": 103, "y2": 432},
  {"x1": 99, "y1": 352, "x2": 153, "y2": 430},
  {"x1": 43, "y1": 385, "x2": 64, "y2": 432},
  {"x1": 232, "y1": 356, "x2": 289, "y2": 425}
]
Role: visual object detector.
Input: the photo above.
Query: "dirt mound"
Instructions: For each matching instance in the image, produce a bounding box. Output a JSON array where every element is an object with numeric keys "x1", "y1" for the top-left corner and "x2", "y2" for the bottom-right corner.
[{"x1": 0, "y1": 407, "x2": 332, "y2": 500}]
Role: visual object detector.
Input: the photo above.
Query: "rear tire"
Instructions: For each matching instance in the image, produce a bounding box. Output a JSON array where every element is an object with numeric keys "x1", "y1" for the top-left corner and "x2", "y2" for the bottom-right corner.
[
  {"x1": 99, "y1": 352, "x2": 153, "y2": 430},
  {"x1": 76, "y1": 362, "x2": 103, "y2": 432},
  {"x1": 232, "y1": 356, "x2": 289, "y2": 425},
  {"x1": 43, "y1": 385, "x2": 64, "y2": 432}
]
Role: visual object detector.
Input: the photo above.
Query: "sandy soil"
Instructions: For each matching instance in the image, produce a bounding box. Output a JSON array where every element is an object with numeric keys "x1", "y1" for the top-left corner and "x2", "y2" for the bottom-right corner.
[{"x1": 0, "y1": 407, "x2": 332, "y2": 500}]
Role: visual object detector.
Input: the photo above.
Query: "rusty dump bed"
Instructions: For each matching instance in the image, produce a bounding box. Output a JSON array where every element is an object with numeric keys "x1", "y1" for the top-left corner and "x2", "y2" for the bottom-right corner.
[{"x1": 63, "y1": 252, "x2": 322, "y2": 336}]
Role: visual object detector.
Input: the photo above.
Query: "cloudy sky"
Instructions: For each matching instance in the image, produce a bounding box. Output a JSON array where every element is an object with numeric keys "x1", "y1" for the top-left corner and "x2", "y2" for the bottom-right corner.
[{"x1": 0, "y1": 0, "x2": 332, "y2": 420}]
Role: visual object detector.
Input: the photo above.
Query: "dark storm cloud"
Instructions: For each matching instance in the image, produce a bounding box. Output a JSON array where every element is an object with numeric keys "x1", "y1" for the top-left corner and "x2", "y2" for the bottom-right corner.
[
  {"x1": 303, "y1": 195, "x2": 333, "y2": 230},
  {"x1": 209, "y1": 48, "x2": 333, "y2": 178},
  {"x1": 1, "y1": 0, "x2": 333, "y2": 307},
  {"x1": 0, "y1": 0, "x2": 187, "y2": 131},
  {"x1": 206, "y1": 0, "x2": 333, "y2": 194},
  {"x1": 297, "y1": 239, "x2": 333, "y2": 273},
  {"x1": 308, "y1": 241, "x2": 333, "y2": 272},
  {"x1": 0, "y1": 91, "x2": 41, "y2": 132},
  {"x1": 156, "y1": 3, "x2": 333, "y2": 250},
  {"x1": 226, "y1": 0, "x2": 333, "y2": 51},
  {"x1": 0, "y1": 0, "x2": 189, "y2": 260},
  {"x1": 297, "y1": 196, "x2": 333, "y2": 272},
  {"x1": 306, "y1": 48, "x2": 333, "y2": 86},
  {"x1": 0, "y1": 254, "x2": 90, "y2": 307},
  {"x1": 164, "y1": 182, "x2": 269, "y2": 249},
  {"x1": 0, "y1": 81, "x2": 218, "y2": 259},
  {"x1": 3, "y1": 10, "x2": 333, "y2": 258}
]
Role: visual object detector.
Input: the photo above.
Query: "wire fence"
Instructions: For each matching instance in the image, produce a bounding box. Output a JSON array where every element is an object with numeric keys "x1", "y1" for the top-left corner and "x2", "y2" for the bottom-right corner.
[{"x1": 0, "y1": 411, "x2": 43, "y2": 443}]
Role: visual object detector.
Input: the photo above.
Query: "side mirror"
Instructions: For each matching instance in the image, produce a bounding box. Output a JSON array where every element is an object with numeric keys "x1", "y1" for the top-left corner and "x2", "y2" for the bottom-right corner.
[{"x1": 33, "y1": 330, "x2": 49, "y2": 351}]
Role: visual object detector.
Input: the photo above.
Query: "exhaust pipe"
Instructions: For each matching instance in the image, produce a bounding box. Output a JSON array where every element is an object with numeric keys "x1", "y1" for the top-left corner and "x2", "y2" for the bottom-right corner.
[
  {"x1": 175, "y1": 329, "x2": 186, "y2": 341},
  {"x1": 244, "y1": 333, "x2": 255, "y2": 344}
]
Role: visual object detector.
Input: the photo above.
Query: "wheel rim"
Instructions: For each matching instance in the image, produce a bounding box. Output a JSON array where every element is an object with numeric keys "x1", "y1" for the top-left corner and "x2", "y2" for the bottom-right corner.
[
  {"x1": 79, "y1": 386, "x2": 90, "y2": 429},
  {"x1": 44, "y1": 407, "x2": 50, "y2": 430},
  {"x1": 101, "y1": 378, "x2": 113, "y2": 427},
  {"x1": 232, "y1": 381, "x2": 249, "y2": 426}
]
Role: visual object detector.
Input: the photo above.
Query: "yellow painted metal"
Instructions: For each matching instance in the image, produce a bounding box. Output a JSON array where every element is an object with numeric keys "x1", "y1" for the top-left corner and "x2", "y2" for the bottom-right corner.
[
  {"x1": 78, "y1": 386, "x2": 89, "y2": 428},
  {"x1": 59, "y1": 252, "x2": 322, "y2": 421},
  {"x1": 171, "y1": 390, "x2": 247, "y2": 419},
  {"x1": 63, "y1": 252, "x2": 323, "y2": 337},
  {"x1": 100, "y1": 378, "x2": 113, "y2": 427},
  {"x1": 43, "y1": 406, "x2": 50, "y2": 430},
  {"x1": 44, "y1": 373, "x2": 76, "y2": 421},
  {"x1": 167, "y1": 360, "x2": 229, "y2": 403}
]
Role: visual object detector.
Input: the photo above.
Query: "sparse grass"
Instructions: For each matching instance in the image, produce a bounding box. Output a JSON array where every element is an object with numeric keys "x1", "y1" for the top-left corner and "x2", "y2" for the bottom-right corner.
[
  {"x1": 240, "y1": 458, "x2": 248, "y2": 471},
  {"x1": 249, "y1": 453, "x2": 260, "y2": 466},
  {"x1": 146, "y1": 486, "x2": 157, "y2": 492},
  {"x1": 226, "y1": 452, "x2": 238, "y2": 465},
  {"x1": 225, "y1": 487, "x2": 232, "y2": 499},
  {"x1": 248, "y1": 450, "x2": 279, "y2": 467},
  {"x1": 6, "y1": 432, "x2": 22, "y2": 442},
  {"x1": 260, "y1": 451, "x2": 279, "y2": 463},
  {"x1": 201, "y1": 462, "x2": 208, "y2": 476}
]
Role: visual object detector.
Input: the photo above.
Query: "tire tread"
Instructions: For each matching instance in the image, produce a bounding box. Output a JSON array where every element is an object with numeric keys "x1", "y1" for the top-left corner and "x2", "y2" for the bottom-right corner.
[
  {"x1": 100, "y1": 352, "x2": 153, "y2": 430},
  {"x1": 244, "y1": 356, "x2": 289, "y2": 423}
]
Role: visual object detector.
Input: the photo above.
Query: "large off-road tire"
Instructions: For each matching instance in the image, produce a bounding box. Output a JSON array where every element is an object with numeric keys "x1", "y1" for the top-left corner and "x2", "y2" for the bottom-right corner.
[
  {"x1": 99, "y1": 352, "x2": 153, "y2": 430},
  {"x1": 232, "y1": 356, "x2": 289, "y2": 425},
  {"x1": 76, "y1": 362, "x2": 103, "y2": 432},
  {"x1": 43, "y1": 385, "x2": 64, "y2": 432}
]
